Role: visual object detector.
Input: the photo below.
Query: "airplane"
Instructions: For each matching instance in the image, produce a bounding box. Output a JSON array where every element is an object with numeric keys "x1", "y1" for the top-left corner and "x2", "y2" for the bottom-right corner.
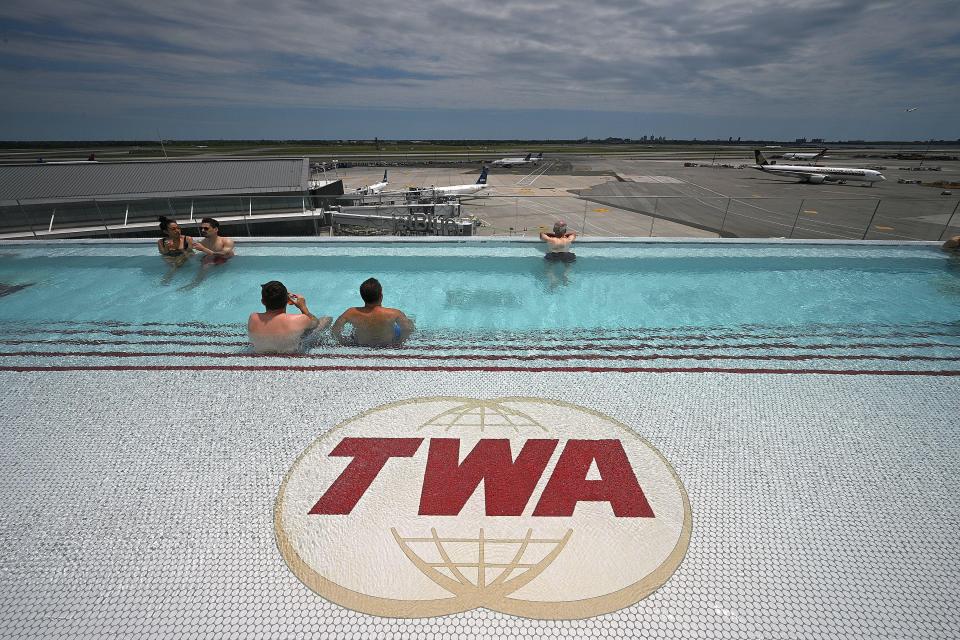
[
  {"x1": 490, "y1": 152, "x2": 542, "y2": 167},
  {"x1": 904, "y1": 107, "x2": 919, "y2": 112},
  {"x1": 354, "y1": 170, "x2": 388, "y2": 196},
  {"x1": 420, "y1": 167, "x2": 490, "y2": 197},
  {"x1": 779, "y1": 148, "x2": 828, "y2": 162},
  {"x1": 753, "y1": 150, "x2": 885, "y2": 186}
]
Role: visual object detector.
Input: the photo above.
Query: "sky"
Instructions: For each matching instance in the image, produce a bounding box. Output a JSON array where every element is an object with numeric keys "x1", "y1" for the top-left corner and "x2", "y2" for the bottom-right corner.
[{"x1": 0, "y1": 0, "x2": 958, "y2": 141}]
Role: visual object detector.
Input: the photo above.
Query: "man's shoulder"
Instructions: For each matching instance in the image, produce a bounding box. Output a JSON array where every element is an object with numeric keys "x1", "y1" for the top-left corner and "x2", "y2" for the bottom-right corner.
[{"x1": 383, "y1": 307, "x2": 408, "y2": 319}]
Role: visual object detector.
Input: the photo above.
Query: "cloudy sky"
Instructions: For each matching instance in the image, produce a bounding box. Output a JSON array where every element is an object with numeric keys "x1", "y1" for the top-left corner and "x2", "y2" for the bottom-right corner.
[{"x1": 1, "y1": 0, "x2": 958, "y2": 140}]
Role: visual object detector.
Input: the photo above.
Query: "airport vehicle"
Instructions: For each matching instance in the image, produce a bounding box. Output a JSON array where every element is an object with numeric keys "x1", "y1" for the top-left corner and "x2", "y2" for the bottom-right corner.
[
  {"x1": 753, "y1": 150, "x2": 885, "y2": 186},
  {"x1": 421, "y1": 167, "x2": 490, "y2": 197},
  {"x1": 490, "y1": 153, "x2": 542, "y2": 167},
  {"x1": 780, "y1": 149, "x2": 828, "y2": 162},
  {"x1": 355, "y1": 170, "x2": 389, "y2": 196}
]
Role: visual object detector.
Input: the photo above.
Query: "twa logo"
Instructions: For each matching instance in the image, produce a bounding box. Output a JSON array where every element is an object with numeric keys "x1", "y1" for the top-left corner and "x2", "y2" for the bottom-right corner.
[{"x1": 275, "y1": 398, "x2": 691, "y2": 619}]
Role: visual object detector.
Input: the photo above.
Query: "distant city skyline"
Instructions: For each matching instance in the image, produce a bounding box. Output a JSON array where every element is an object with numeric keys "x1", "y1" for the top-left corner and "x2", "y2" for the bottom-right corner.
[{"x1": 1, "y1": 0, "x2": 957, "y2": 141}]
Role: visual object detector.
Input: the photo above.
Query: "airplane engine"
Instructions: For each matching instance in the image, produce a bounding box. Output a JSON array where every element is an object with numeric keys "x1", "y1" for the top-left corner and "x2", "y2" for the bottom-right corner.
[{"x1": 806, "y1": 174, "x2": 827, "y2": 184}]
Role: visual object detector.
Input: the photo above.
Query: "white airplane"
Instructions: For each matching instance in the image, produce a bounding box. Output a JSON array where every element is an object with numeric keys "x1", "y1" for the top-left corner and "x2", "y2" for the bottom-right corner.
[
  {"x1": 354, "y1": 170, "x2": 388, "y2": 196},
  {"x1": 904, "y1": 107, "x2": 919, "y2": 112},
  {"x1": 753, "y1": 150, "x2": 885, "y2": 186},
  {"x1": 490, "y1": 152, "x2": 542, "y2": 167},
  {"x1": 780, "y1": 148, "x2": 828, "y2": 162},
  {"x1": 421, "y1": 167, "x2": 490, "y2": 197}
]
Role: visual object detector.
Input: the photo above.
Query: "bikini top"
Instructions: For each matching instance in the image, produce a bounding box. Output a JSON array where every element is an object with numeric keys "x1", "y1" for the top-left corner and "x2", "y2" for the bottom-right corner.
[{"x1": 160, "y1": 236, "x2": 191, "y2": 256}]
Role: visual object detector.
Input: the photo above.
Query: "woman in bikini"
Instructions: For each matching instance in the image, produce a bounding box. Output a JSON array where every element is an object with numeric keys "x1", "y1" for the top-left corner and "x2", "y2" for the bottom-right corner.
[{"x1": 157, "y1": 216, "x2": 194, "y2": 282}]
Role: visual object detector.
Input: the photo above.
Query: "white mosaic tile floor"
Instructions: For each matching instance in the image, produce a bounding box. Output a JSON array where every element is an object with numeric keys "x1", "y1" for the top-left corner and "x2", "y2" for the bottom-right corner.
[{"x1": 1, "y1": 369, "x2": 958, "y2": 639}]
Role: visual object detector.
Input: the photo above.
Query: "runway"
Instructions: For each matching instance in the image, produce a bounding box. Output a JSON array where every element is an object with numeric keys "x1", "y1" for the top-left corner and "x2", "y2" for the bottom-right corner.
[{"x1": 335, "y1": 149, "x2": 959, "y2": 240}]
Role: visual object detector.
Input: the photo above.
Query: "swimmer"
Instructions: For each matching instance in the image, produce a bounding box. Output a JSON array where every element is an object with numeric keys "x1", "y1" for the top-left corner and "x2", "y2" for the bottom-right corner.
[
  {"x1": 180, "y1": 217, "x2": 236, "y2": 290},
  {"x1": 157, "y1": 216, "x2": 193, "y2": 258},
  {"x1": 157, "y1": 216, "x2": 194, "y2": 283},
  {"x1": 540, "y1": 220, "x2": 577, "y2": 263},
  {"x1": 248, "y1": 281, "x2": 332, "y2": 354},
  {"x1": 193, "y1": 218, "x2": 235, "y2": 263},
  {"x1": 942, "y1": 235, "x2": 960, "y2": 252},
  {"x1": 331, "y1": 277, "x2": 415, "y2": 347}
]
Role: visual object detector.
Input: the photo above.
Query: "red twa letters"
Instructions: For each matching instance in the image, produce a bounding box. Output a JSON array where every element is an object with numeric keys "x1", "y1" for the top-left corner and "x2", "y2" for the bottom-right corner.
[{"x1": 308, "y1": 437, "x2": 654, "y2": 518}]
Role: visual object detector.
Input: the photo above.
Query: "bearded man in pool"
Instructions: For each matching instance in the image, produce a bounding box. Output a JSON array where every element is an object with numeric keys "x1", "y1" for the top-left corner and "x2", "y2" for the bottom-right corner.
[{"x1": 248, "y1": 281, "x2": 331, "y2": 353}]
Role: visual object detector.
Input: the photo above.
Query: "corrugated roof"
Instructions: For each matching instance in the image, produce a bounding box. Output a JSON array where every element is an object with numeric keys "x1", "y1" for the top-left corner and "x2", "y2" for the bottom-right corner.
[{"x1": 0, "y1": 158, "x2": 309, "y2": 206}]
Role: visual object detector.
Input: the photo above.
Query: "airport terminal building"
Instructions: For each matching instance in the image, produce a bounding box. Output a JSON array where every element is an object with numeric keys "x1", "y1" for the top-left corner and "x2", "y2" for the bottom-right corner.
[{"x1": 0, "y1": 157, "x2": 343, "y2": 238}]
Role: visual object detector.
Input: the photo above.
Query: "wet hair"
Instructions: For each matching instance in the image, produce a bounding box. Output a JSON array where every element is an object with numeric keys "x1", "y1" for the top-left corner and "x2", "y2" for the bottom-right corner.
[
  {"x1": 201, "y1": 217, "x2": 219, "y2": 229},
  {"x1": 360, "y1": 277, "x2": 382, "y2": 304},
  {"x1": 261, "y1": 280, "x2": 288, "y2": 311},
  {"x1": 159, "y1": 216, "x2": 178, "y2": 233}
]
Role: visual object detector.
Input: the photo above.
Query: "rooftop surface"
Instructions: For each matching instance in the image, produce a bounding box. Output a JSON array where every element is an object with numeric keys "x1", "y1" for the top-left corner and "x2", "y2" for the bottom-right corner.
[
  {"x1": 0, "y1": 157, "x2": 310, "y2": 206},
  {"x1": 2, "y1": 366, "x2": 957, "y2": 638},
  {"x1": 1, "y1": 238, "x2": 958, "y2": 638}
]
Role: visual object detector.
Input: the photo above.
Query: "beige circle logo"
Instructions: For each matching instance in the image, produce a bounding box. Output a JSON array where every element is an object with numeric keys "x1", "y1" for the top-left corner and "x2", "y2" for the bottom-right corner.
[{"x1": 275, "y1": 397, "x2": 691, "y2": 619}]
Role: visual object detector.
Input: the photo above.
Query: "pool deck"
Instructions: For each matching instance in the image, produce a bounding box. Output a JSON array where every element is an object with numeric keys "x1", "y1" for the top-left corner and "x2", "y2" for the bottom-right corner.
[
  {"x1": 2, "y1": 367, "x2": 958, "y2": 638},
  {"x1": 1, "y1": 238, "x2": 959, "y2": 638}
]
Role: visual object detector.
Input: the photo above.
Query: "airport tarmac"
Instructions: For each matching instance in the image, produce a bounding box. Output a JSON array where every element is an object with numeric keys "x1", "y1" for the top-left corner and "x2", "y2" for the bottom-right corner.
[{"x1": 330, "y1": 152, "x2": 960, "y2": 240}]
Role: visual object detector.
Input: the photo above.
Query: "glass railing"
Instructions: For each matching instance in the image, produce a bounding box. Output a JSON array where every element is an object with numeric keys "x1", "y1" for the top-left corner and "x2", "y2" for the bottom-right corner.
[{"x1": 2, "y1": 193, "x2": 958, "y2": 241}]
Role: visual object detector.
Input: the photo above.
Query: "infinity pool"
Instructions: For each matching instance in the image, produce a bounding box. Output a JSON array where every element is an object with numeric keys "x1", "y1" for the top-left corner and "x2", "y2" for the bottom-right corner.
[
  {"x1": 1, "y1": 240, "x2": 958, "y2": 329},
  {"x1": 1, "y1": 239, "x2": 959, "y2": 640}
]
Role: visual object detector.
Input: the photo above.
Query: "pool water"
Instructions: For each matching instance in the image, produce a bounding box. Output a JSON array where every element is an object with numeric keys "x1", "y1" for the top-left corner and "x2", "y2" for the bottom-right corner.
[{"x1": 1, "y1": 240, "x2": 958, "y2": 374}]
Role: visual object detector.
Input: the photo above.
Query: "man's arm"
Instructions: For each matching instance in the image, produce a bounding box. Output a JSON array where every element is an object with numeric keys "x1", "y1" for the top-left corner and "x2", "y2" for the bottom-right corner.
[
  {"x1": 394, "y1": 311, "x2": 415, "y2": 341},
  {"x1": 539, "y1": 231, "x2": 550, "y2": 241},
  {"x1": 290, "y1": 294, "x2": 320, "y2": 330},
  {"x1": 331, "y1": 310, "x2": 353, "y2": 344},
  {"x1": 220, "y1": 238, "x2": 236, "y2": 256},
  {"x1": 192, "y1": 241, "x2": 216, "y2": 256}
]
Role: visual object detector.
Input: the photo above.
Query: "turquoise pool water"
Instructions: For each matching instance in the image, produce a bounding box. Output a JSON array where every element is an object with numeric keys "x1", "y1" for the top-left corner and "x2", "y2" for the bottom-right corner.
[
  {"x1": 1, "y1": 240, "x2": 958, "y2": 374},
  {"x1": 1, "y1": 241, "x2": 959, "y2": 329}
]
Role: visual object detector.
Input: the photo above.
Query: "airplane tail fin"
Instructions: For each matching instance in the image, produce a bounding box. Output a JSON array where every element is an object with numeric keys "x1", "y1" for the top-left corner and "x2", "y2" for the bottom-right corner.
[
  {"x1": 754, "y1": 149, "x2": 769, "y2": 166},
  {"x1": 524, "y1": 153, "x2": 532, "y2": 161},
  {"x1": 814, "y1": 149, "x2": 827, "y2": 159},
  {"x1": 536, "y1": 152, "x2": 543, "y2": 159},
  {"x1": 477, "y1": 167, "x2": 489, "y2": 184},
  {"x1": 383, "y1": 170, "x2": 388, "y2": 182}
]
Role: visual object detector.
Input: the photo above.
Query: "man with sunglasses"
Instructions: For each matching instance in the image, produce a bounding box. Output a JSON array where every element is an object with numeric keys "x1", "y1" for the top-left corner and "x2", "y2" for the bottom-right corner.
[{"x1": 194, "y1": 218, "x2": 235, "y2": 263}]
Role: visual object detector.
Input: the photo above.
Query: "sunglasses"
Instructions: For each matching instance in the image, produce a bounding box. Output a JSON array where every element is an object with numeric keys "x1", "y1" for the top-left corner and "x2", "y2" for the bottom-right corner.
[{"x1": 200, "y1": 226, "x2": 211, "y2": 231}]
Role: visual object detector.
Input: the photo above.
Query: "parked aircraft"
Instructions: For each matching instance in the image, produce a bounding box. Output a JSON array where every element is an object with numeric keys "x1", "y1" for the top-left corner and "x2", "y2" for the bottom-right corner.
[
  {"x1": 490, "y1": 152, "x2": 542, "y2": 167},
  {"x1": 423, "y1": 167, "x2": 490, "y2": 197},
  {"x1": 780, "y1": 149, "x2": 828, "y2": 162},
  {"x1": 355, "y1": 170, "x2": 388, "y2": 196},
  {"x1": 753, "y1": 150, "x2": 885, "y2": 186}
]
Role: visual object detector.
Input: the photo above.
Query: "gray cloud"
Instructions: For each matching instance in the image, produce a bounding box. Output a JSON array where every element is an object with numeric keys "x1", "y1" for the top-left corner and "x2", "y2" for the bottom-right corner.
[{"x1": 0, "y1": 0, "x2": 958, "y2": 136}]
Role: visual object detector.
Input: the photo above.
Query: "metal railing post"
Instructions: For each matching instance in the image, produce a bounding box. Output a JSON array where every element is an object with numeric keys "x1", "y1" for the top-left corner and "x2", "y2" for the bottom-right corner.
[
  {"x1": 123, "y1": 204, "x2": 129, "y2": 227},
  {"x1": 15, "y1": 199, "x2": 39, "y2": 238},
  {"x1": 93, "y1": 199, "x2": 113, "y2": 238},
  {"x1": 720, "y1": 198, "x2": 731, "y2": 235},
  {"x1": 938, "y1": 199, "x2": 960, "y2": 240},
  {"x1": 649, "y1": 200, "x2": 657, "y2": 237},
  {"x1": 48, "y1": 211, "x2": 55, "y2": 232},
  {"x1": 861, "y1": 199, "x2": 882, "y2": 240},
  {"x1": 788, "y1": 199, "x2": 806, "y2": 239},
  {"x1": 581, "y1": 200, "x2": 588, "y2": 235}
]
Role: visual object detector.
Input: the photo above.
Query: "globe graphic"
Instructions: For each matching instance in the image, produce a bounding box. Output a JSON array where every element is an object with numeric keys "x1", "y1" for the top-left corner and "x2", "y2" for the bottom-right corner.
[
  {"x1": 397, "y1": 399, "x2": 572, "y2": 602},
  {"x1": 416, "y1": 398, "x2": 549, "y2": 434}
]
